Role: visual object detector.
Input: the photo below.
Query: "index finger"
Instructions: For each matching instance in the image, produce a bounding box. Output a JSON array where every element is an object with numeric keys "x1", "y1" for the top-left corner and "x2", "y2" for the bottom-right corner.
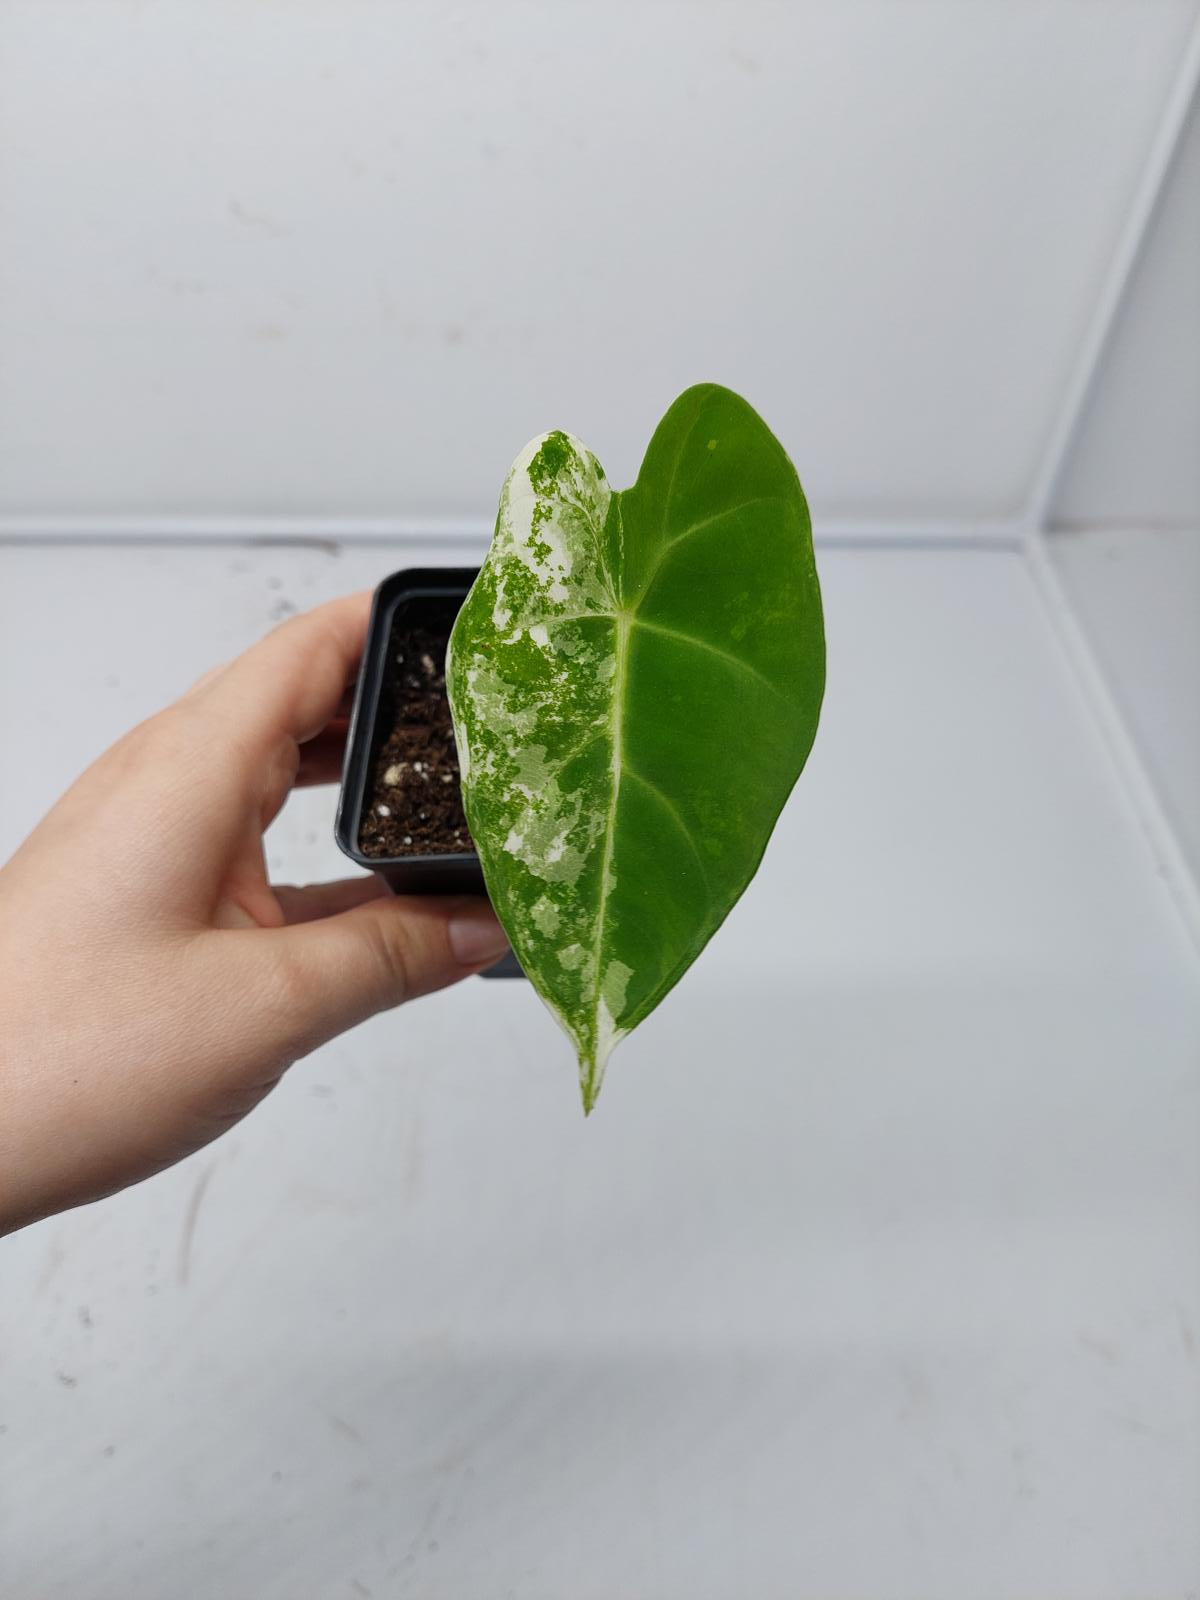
[{"x1": 199, "y1": 591, "x2": 373, "y2": 748}]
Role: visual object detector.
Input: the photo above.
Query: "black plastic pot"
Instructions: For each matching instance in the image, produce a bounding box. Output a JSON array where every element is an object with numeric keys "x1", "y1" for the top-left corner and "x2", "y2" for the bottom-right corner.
[{"x1": 335, "y1": 566, "x2": 523, "y2": 978}]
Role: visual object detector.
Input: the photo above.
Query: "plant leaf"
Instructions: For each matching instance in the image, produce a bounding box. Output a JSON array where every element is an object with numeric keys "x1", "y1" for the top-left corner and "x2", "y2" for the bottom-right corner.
[{"x1": 447, "y1": 384, "x2": 825, "y2": 1110}]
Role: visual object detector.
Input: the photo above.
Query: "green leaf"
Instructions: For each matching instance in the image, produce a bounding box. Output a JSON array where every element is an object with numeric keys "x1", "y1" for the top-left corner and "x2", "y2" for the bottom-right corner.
[{"x1": 447, "y1": 384, "x2": 825, "y2": 1111}]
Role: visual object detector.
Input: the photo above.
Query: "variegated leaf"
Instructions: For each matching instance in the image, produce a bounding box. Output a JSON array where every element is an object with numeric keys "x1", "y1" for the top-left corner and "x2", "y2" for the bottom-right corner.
[{"x1": 447, "y1": 385, "x2": 825, "y2": 1110}]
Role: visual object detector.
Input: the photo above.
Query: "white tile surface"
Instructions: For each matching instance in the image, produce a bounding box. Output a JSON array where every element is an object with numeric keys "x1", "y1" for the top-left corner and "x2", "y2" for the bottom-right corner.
[{"x1": 1, "y1": 541, "x2": 1198, "y2": 1599}]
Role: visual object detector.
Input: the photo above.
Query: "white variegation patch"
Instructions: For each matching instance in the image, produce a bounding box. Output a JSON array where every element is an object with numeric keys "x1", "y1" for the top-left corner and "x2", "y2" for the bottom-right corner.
[{"x1": 448, "y1": 428, "x2": 626, "y2": 1107}]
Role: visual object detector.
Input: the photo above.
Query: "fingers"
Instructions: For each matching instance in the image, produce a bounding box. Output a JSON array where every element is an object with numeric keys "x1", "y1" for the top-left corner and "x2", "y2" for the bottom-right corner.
[
  {"x1": 198, "y1": 592, "x2": 372, "y2": 750},
  {"x1": 293, "y1": 724, "x2": 350, "y2": 788},
  {"x1": 261, "y1": 895, "x2": 510, "y2": 1056},
  {"x1": 273, "y1": 876, "x2": 388, "y2": 925},
  {"x1": 184, "y1": 660, "x2": 233, "y2": 697}
]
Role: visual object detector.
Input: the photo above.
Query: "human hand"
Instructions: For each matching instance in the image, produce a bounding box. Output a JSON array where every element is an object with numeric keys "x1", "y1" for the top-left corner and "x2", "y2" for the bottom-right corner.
[{"x1": 0, "y1": 593, "x2": 508, "y2": 1235}]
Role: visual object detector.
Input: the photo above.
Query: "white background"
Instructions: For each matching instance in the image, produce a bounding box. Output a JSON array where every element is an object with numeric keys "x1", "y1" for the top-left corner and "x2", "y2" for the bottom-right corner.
[
  {"x1": 1052, "y1": 94, "x2": 1200, "y2": 530},
  {"x1": 1, "y1": 4, "x2": 1199, "y2": 1597},
  {"x1": 2, "y1": 540, "x2": 1197, "y2": 1600},
  {"x1": 0, "y1": 0, "x2": 1195, "y2": 529}
]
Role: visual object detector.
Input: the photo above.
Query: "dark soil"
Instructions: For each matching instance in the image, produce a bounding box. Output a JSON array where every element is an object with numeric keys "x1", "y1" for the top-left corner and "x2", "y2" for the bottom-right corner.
[{"x1": 358, "y1": 619, "x2": 474, "y2": 858}]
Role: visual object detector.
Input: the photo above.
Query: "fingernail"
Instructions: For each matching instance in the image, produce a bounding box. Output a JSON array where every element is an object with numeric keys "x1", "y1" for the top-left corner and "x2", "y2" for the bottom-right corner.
[{"x1": 448, "y1": 903, "x2": 510, "y2": 967}]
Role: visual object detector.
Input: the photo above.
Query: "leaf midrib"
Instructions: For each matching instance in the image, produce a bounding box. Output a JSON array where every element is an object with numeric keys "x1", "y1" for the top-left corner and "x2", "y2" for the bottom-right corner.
[
  {"x1": 583, "y1": 606, "x2": 629, "y2": 1103},
  {"x1": 522, "y1": 484, "x2": 789, "y2": 1095}
]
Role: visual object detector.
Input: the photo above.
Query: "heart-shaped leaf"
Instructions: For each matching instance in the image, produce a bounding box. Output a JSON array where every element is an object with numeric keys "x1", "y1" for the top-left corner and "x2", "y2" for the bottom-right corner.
[{"x1": 447, "y1": 384, "x2": 825, "y2": 1110}]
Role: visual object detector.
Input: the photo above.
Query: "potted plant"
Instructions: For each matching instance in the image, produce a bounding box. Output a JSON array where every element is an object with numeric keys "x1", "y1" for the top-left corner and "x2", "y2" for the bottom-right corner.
[
  {"x1": 339, "y1": 383, "x2": 825, "y2": 1105},
  {"x1": 334, "y1": 569, "x2": 525, "y2": 976}
]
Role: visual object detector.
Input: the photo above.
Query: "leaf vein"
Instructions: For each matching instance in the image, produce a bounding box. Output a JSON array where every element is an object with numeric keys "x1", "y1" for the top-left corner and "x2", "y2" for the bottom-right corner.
[
  {"x1": 583, "y1": 610, "x2": 630, "y2": 1108},
  {"x1": 664, "y1": 494, "x2": 786, "y2": 552},
  {"x1": 624, "y1": 766, "x2": 713, "y2": 893},
  {"x1": 633, "y1": 495, "x2": 786, "y2": 606},
  {"x1": 631, "y1": 617, "x2": 791, "y2": 705}
]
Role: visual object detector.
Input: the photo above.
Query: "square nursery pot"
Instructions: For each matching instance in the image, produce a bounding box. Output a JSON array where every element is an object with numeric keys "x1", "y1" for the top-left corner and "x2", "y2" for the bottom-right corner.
[{"x1": 335, "y1": 566, "x2": 523, "y2": 978}]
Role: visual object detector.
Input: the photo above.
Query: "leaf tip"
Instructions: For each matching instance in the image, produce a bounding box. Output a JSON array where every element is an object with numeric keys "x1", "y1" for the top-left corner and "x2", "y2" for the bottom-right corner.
[
  {"x1": 578, "y1": 1052, "x2": 607, "y2": 1116},
  {"x1": 579, "y1": 1066, "x2": 600, "y2": 1116}
]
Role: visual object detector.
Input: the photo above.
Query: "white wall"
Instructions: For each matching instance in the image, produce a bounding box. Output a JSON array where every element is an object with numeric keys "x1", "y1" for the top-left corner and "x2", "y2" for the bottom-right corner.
[
  {"x1": 1045, "y1": 77, "x2": 1199, "y2": 887},
  {"x1": 1048, "y1": 528, "x2": 1200, "y2": 885},
  {"x1": 0, "y1": 0, "x2": 1195, "y2": 530},
  {"x1": 1051, "y1": 95, "x2": 1200, "y2": 530}
]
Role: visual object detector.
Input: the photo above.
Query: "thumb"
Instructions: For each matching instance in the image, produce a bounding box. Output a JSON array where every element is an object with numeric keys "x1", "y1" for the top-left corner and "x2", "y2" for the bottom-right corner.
[{"x1": 265, "y1": 894, "x2": 510, "y2": 1054}]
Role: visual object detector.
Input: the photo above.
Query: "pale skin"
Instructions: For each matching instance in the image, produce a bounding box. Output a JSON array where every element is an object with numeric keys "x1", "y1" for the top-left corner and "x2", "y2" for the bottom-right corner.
[{"x1": 0, "y1": 593, "x2": 509, "y2": 1236}]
